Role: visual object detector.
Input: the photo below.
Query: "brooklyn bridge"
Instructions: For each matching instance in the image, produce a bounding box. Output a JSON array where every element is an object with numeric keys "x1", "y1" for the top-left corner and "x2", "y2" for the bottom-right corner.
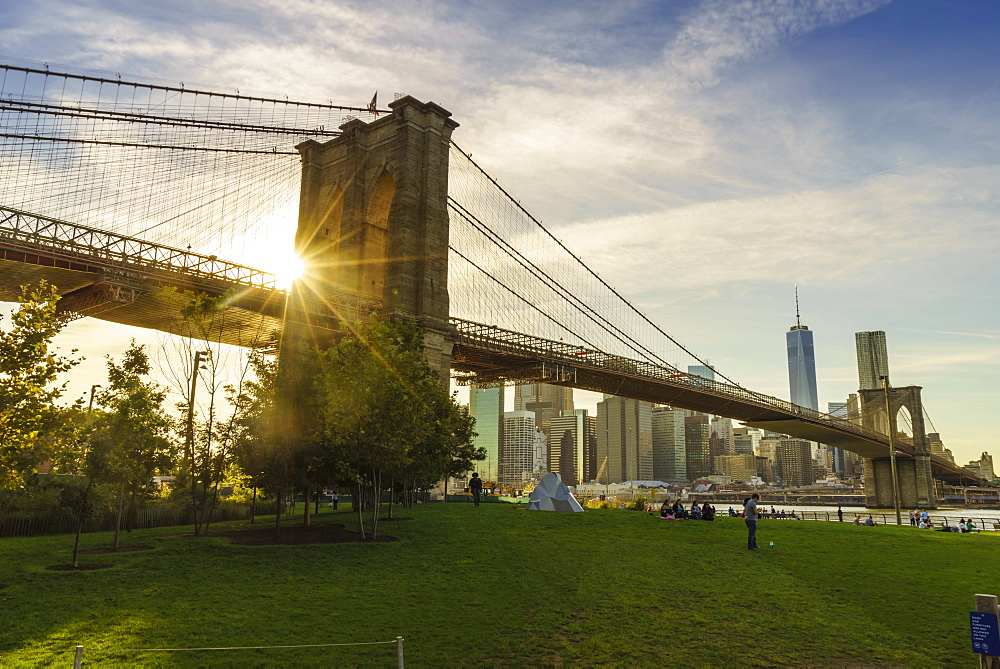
[{"x1": 0, "y1": 63, "x2": 985, "y2": 507}]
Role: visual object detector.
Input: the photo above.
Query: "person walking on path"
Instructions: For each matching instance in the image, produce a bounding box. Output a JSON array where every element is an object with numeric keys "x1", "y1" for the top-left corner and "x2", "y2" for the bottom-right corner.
[
  {"x1": 837, "y1": 505, "x2": 843, "y2": 522},
  {"x1": 330, "y1": 491, "x2": 338, "y2": 510},
  {"x1": 744, "y1": 493, "x2": 760, "y2": 550},
  {"x1": 469, "y1": 473, "x2": 483, "y2": 507}
]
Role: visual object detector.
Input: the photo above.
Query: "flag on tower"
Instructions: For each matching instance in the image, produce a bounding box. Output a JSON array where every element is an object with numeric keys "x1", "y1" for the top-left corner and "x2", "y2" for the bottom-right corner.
[{"x1": 367, "y1": 92, "x2": 378, "y2": 116}]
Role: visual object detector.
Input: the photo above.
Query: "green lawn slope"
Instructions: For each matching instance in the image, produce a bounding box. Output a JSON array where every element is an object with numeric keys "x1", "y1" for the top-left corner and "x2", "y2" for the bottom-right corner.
[{"x1": 1, "y1": 503, "x2": 997, "y2": 666}]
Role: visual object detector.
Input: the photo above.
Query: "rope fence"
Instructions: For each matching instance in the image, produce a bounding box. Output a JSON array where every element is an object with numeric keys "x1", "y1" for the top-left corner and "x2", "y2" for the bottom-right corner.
[{"x1": 0, "y1": 637, "x2": 406, "y2": 668}]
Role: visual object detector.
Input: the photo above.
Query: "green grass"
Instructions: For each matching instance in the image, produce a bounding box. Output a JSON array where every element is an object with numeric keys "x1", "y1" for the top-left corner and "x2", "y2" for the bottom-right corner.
[{"x1": 1, "y1": 504, "x2": 998, "y2": 667}]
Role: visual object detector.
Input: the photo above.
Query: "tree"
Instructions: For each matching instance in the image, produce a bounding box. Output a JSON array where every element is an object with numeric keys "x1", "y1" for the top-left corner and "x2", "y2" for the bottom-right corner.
[
  {"x1": 89, "y1": 341, "x2": 174, "y2": 549},
  {"x1": 398, "y1": 391, "x2": 480, "y2": 510},
  {"x1": 159, "y1": 289, "x2": 271, "y2": 536},
  {"x1": 0, "y1": 281, "x2": 80, "y2": 489}
]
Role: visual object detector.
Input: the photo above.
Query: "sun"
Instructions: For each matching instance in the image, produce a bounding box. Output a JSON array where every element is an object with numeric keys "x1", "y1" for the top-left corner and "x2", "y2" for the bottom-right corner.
[{"x1": 273, "y1": 252, "x2": 305, "y2": 290}]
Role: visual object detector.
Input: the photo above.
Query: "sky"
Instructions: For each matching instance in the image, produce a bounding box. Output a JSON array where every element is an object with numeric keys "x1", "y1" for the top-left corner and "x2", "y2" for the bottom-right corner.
[{"x1": 1, "y1": 0, "x2": 998, "y2": 465}]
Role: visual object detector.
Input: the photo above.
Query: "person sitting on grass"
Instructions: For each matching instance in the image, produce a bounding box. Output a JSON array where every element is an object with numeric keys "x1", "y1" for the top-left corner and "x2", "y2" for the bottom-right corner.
[
  {"x1": 967, "y1": 519, "x2": 977, "y2": 532},
  {"x1": 853, "y1": 515, "x2": 862, "y2": 525},
  {"x1": 864, "y1": 515, "x2": 877, "y2": 526},
  {"x1": 702, "y1": 502, "x2": 714, "y2": 521},
  {"x1": 958, "y1": 519, "x2": 967, "y2": 533},
  {"x1": 660, "y1": 500, "x2": 671, "y2": 519},
  {"x1": 728, "y1": 506, "x2": 736, "y2": 517},
  {"x1": 690, "y1": 502, "x2": 702, "y2": 520},
  {"x1": 918, "y1": 518, "x2": 930, "y2": 529}
]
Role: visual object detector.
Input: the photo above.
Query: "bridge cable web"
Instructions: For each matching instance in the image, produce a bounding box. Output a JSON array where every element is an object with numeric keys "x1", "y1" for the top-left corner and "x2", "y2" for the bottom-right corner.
[
  {"x1": 447, "y1": 142, "x2": 740, "y2": 386},
  {"x1": 0, "y1": 62, "x2": 377, "y2": 274}
]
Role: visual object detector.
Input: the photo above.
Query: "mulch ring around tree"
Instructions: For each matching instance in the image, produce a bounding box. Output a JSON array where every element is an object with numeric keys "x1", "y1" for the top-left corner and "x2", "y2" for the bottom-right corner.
[
  {"x1": 79, "y1": 545, "x2": 154, "y2": 555},
  {"x1": 215, "y1": 522, "x2": 399, "y2": 546},
  {"x1": 46, "y1": 563, "x2": 113, "y2": 571}
]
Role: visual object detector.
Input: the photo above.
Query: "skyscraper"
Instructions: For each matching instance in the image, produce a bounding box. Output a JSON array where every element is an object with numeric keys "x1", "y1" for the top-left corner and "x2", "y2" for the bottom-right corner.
[
  {"x1": 500, "y1": 411, "x2": 535, "y2": 486},
  {"x1": 596, "y1": 395, "x2": 652, "y2": 483},
  {"x1": 786, "y1": 291, "x2": 818, "y2": 411},
  {"x1": 549, "y1": 409, "x2": 590, "y2": 486},
  {"x1": 514, "y1": 383, "x2": 574, "y2": 441},
  {"x1": 827, "y1": 401, "x2": 848, "y2": 474},
  {"x1": 775, "y1": 438, "x2": 815, "y2": 487},
  {"x1": 651, "y1": 405, "x2": 687, "y2": 484},
  {"x1": 684, "y1": 414, "x2": 711, "y2": 480},
  {"x1": 855, "y1": 330, "x2": 889, "y2": 390},
  {"x1": 468, "y1": 384, "x2": 505, "y2": 482},
  {"x1": 687, "y1": 364, "x2": 715, "y2": 381}
]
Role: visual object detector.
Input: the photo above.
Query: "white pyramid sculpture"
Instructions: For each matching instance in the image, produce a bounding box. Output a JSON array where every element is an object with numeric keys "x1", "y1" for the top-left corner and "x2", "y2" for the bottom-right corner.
[{"x1": 526, "y1": 472, "x2": 584, "y2": 512}]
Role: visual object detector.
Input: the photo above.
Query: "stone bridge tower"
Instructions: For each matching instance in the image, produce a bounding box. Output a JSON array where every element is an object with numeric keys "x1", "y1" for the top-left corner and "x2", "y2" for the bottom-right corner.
[
  {"x1": 859, "y1": 385, "x2": 936, "y2": 509},
  {"x1": 290, "y1": 96, "x2": 458, "y2": 379}
]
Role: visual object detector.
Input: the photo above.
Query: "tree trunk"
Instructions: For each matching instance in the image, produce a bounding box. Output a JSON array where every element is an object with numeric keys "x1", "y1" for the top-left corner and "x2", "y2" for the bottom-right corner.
[
  {"x1": 204, "y1": 478, "x2": 222, "y2": 535},
  {"x1": 126, "y1": 490, "x2": 137, "y2": 533},
  {"x1": 304, "y1": 487, "x2": 311, "y2": 527},
  {"x1": 250, "y1": 485, "x2": 257, "y2": 524},
  {"x1": 388, "y1": 475, "x2": 395, "y2": 519},
  {"x1": 113, "y1": 481, "x2": 125, "y2": 550},
  {"x1": 274, "y1": 487, "x2": 282, "y2": 538},
  {"x1": 71, "y1": 513, "x2": 84, "y2": 568},
  {"x1": 370, "y1": 469, "x2": 381, "y2": 540},
  {"x1": 355, "y1": 481, "x2": 366, "y2": 540}
]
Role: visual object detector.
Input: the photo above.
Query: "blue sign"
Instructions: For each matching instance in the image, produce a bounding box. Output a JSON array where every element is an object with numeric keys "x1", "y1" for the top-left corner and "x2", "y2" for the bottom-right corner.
[{"x1": 970, "y1": 612, "x2": 1000, "y2": 656}]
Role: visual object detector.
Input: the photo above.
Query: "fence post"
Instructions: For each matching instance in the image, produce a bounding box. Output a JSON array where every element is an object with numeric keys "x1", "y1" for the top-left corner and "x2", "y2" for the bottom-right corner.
[
  {"x1": 396, "y1": 636, "x2": 404, "y2": 668},
  {"x1": 74, "y1": 644, "x2": 83, "y2": 669},
  {"x1": 975, "y1": 594, "x2": 1000, "y2": 668}
]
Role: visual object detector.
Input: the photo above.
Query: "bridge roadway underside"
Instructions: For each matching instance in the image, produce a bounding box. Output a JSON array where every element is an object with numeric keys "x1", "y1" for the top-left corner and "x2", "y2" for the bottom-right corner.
[
  {"x1": 451, "y1": 342, "x2": 975, "y2": 487},
  {"x1": 0, "y1": 257, "x2": 287, "y2": 347}
]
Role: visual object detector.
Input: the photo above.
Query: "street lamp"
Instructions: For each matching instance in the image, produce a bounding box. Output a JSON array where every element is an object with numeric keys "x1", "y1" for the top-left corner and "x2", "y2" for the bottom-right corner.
[{"x1": 881, "y1": 375, "x2": 903, "y2": 525}]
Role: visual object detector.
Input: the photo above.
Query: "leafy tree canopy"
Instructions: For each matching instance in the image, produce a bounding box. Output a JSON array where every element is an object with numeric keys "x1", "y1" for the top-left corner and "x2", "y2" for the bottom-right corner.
[{"x1": 0, "y1": 281, "x2": 80, "y2": 488}]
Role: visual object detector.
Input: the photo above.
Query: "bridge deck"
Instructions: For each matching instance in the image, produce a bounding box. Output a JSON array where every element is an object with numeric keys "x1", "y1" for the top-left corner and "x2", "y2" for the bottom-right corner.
[{"x1": 0, "y1": 209, "x2": 984, "y2": 486}]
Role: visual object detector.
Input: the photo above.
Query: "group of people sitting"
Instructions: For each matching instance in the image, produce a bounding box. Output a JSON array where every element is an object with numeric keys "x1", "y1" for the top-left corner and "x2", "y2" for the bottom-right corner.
[
  {"x1": 852, "y1": 514, "x2": 879, "y2": 526},
  {"x1": 726, "y1": 506, "x2": 798, "y2": 519},
  {"x1": 659, "y1": 500, "x2": 716, "y2": 520}
]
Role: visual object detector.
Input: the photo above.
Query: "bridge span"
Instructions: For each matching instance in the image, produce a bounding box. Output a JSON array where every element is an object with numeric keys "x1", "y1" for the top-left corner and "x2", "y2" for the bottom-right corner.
[
  {"x1": 0, "y1": 64, "x2": 989, "y2": 506},
  {"x1": 0, "y1": 209, "x2": 980, "y2": 489}
]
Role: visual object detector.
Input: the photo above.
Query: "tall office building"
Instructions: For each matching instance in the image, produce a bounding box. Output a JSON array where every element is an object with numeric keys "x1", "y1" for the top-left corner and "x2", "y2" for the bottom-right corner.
[
  {"x1": 596, "y1": 395, "x2": 653, "y2": 483},
  {"x1": 500, "y1": 411, "x2": 536, "y2": 486},
  {"x1": 714, "y1": 454, "x2": 756, "y2": 482},
  {"x1": 710, "y1": 416, "x2": 734, "y2": 455},
  {"x1": 531, "y1": 427, "x2": 548, "y2": 478},
  {"x1": 775, "y1": 438, "x2": 815, "y2": 487},
  {"x1": 732, "y1": 426, "x2": 760, "y2": 456},
  {"x1": 856, "y1": 330, "x2": 889, "y2": 390},
  {"x1": 687, "y1": 364, "x2": 715, "y2": 381},
  {"x1": 583, "y1": 414, "x2": 598, "y2": 483},
  {"x1": 786, "y1": 292, "x2": 819, "y2": 411},
  {"x1": 549, "y1": 409, "x2": 591, "y2": 486},
  {"x1": 651, "y1": 406, "x2": 687, "y2": 484},
  {"x1": 514, "y1": 383, "x2": 574, "y2": 440},
  {"x1": 827, "y1": 401, "x2": 848, "y2": 474},
  {"x1": 468, "y1": 384, "x2": 505, "y2": 482},
  {"x1": 684, "y1": 414, "x2": 712, "y2": 480}
]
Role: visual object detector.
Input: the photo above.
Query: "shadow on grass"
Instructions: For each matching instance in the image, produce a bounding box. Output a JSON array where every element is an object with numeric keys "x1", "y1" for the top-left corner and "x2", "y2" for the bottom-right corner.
[
  {"x1": 80, "y1": 545, "x2": 154, "y2": 555},
  {"x1": 213, "y1": 522, "x2": 399, "y2": 546}
]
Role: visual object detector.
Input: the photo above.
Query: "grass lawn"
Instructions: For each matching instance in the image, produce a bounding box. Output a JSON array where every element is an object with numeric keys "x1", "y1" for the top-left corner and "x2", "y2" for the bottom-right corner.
[{"x1": 1, "y1": 502, "x2": 998, "y2": 666}]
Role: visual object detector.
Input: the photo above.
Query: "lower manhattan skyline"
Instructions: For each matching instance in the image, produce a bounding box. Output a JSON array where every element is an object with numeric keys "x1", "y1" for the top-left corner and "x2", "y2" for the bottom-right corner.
[{"x1": 1, "y1": 0, "x2": 998, "y2": 465}]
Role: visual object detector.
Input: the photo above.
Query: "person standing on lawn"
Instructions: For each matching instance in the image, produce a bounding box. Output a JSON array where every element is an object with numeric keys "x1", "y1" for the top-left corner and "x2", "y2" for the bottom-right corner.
[
  {"x1": 469, "y1": 473, "x2": 483, "y2": 507},
  {"x1": 744, "y1": 493, "x2": 760, "y2": 550}
]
